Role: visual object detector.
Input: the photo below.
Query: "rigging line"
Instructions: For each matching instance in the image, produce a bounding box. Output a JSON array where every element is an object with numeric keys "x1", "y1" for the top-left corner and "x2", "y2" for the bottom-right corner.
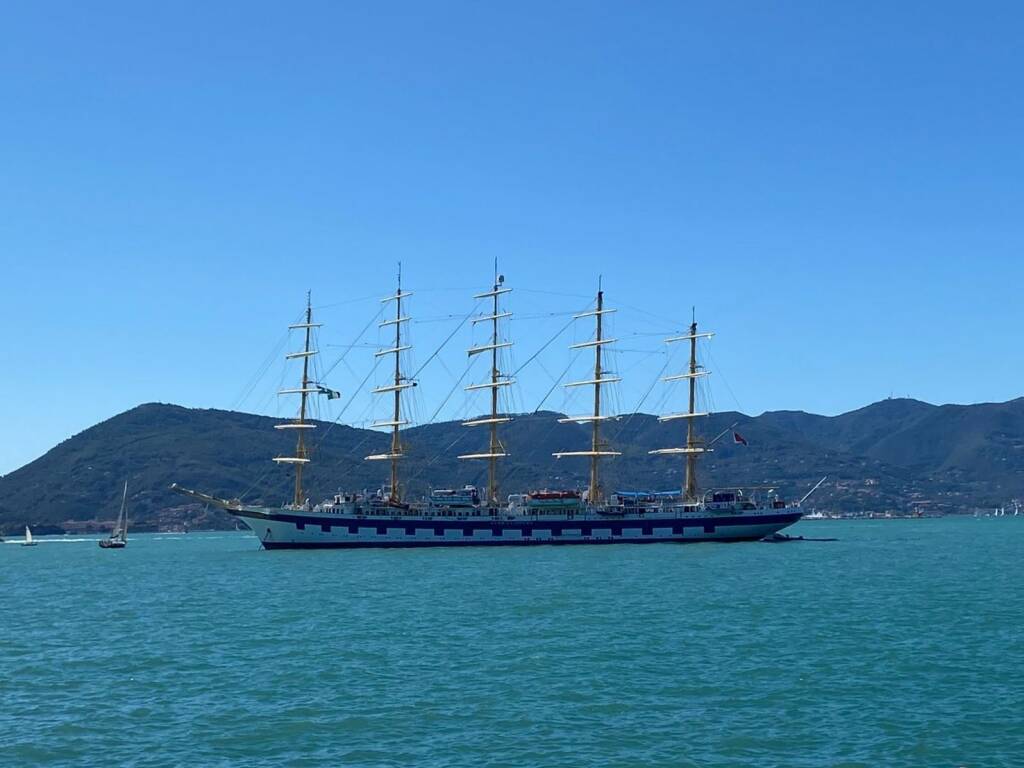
[
  {"x1": 405, "y1": 358, "x2": 489, "y2": 482},
  {"x1": 534, "y1": 357, "x2": 561, "y2": 386},
  {"x1": 403, "y1": 433, "x2": 470, "y2": 489},
  {"x1": 229, "y1": 324, "x2": 292, "y2": 411},
  {"x1": 240, "y1": 425, "x2": 296, "y2": 499},
  {"x1": 410, "y1": 301, "x2": 482, "y2": 380},
  {"x1": 705, "y1": 348, "x2": 745, "y2": 414},
  {"x1": 617, "y1": 348, "x2": 663, "y2": 376},
  {"x1": 513, "y1": 311, "x2": 579, "y2": 319},
  {"x1": 340, "y1": 355, "x2": 362, "y2": 381},
  {"x1": 426, "y1": 357, "x2": 479, "y2": 425},
  {"x1": 239, "y1": 472, "x2": 273, "y2": 503},
  {"x1": 429, "y1": 356, "x2": 462, "y2": 422},
  {"x1": 331, "y1": 429, "x2": 379, "y2": 468},
  {"x1": 414, "y1": 313, "x2": 480, "y2": 323},
  {"x1": 319, "y1": 305, "x2": 385, "y2": 383},
  {"x1": 511, "y1": 314, "x2": 578, "y2": 377},
  {"x1": 532, "y1": 351, "x2": 582, "y2": 414},
  {"x1": 617, "y1": 301, "x2": 689, "y2": 330},
  {"x1": 499, "y1": 413, "x2": 576, "y2": 493},
  {"x1": 256, "y1": 354, "x2": 293, "y2": 418},
  {"x1": 434, "y1": 352, "x2": 458, "y2": 383},
  {"x1": 311, "y1": 356, "x2": 384, "y2": 452},
  {"x1": 245, "y1": 352, "x2": 349, "y2": 502},
  {"x1": 327, "y1": 396, "x2": 385, "y2": 468},
  {"x1": 611, "y1": 347, "x2": 676, "y2": 440},
  {"x1": 240, "y1": 415, "x2": 326, "y2": 500},
  {"x1": 314, "y1": 294, "x2": 381, "y2": 310},
  {"x1": 518, "y1": 287, "x2": 594, "y2": 300}
]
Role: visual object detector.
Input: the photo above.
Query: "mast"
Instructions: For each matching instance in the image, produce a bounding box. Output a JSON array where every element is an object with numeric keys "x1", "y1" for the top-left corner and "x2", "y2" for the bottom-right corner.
[
  {"x1": 649, "y1": 310, "x2": 714, "y2": 502},
  {"x1": 683, "y1": 319, "x2": 700, "y2": 499},
  {"x1": 458, "y1": 263, "x2": 513, "y2": 507},
  {"x1": 553, "y1": 279, "x2": 621, "y2": 504},
  {"x1": 273, "y1": 292, "x2": 330, "y2": 507},
  {"x1": 366, "y1": 265, "x2": 417, "y2": 504},
  {"x1": 117, "y1": 480, "x2": 128, "y2": 539}
]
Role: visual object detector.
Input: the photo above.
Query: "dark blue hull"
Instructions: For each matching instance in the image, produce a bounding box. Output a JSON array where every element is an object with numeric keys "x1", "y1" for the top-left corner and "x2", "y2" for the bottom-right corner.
[{"x1": 234, "y1": 508, "x2": 804, "y2": 549}]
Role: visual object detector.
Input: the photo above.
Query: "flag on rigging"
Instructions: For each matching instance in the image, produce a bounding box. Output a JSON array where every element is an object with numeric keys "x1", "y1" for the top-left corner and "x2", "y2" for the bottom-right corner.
[
  {"x1": 733, "y1": 431, "x2": 748, "y2": 446},
  {"x1": 317, "y1": 385, "x2": 341, "y2": 400}
]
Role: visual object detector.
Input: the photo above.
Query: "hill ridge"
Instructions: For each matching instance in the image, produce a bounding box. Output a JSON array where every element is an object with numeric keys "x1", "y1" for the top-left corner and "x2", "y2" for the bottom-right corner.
[{"x1": 2, "y1": 398, "x2": 1023, "y2": 532}]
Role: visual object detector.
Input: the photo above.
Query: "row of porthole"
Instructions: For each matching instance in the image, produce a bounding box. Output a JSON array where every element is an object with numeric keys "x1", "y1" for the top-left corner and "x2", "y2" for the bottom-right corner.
[{"x1": 293, "y1": 523, "x2": 715, "y2": 536}]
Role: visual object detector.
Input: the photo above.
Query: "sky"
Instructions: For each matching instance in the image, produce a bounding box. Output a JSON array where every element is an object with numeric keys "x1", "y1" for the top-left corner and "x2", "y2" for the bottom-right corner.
[{"x1": 1, "y1": 1, "x2": 1023, "y2": 474}]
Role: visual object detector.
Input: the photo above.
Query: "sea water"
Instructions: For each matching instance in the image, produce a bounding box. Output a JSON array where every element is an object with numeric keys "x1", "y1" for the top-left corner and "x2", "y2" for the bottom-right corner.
[{"x1": 1, "y1": 518, "x2": 1021, "y2": 767}]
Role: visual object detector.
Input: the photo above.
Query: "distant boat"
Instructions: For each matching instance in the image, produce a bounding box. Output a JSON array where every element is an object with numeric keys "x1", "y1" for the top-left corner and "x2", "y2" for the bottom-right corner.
[
  {"x1": 99, "y1": 481, "x2": 129, "y2": 549},
  {"x1": 22, "y1": 526, "x2": 38, "y2": 547}
]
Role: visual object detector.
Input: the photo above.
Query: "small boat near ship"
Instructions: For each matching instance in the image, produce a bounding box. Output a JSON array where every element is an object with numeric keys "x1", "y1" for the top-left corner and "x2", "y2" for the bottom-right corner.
[
  {"x1": 99, "y1": 481, "x2": 129, "y2": 549},
  {"x1": 802, "y1": 509, "x2": 830, "y2": 520},
  {"x1": 173, "y1": 269, "x2": 806, "y2": 549},
  {"x1": 22, "y1": 526, "x2": 38, "y2": 547}
]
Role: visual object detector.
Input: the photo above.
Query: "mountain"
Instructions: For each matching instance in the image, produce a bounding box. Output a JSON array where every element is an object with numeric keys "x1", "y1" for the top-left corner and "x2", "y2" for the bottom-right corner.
[{"x1": 2, "y1": 398, "x2": 1022, "y2": 533}]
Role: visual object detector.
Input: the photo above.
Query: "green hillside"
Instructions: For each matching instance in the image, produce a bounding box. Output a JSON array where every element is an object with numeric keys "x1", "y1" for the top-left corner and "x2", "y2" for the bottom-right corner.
[{"x1": 1, "y1": 398, "x2": 1021, "y2": 533}]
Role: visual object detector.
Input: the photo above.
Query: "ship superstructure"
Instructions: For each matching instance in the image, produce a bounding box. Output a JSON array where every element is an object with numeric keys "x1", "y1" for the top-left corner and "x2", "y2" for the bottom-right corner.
[{"x1": 172, "y1": 277, "x2": 804, "y2": 548}]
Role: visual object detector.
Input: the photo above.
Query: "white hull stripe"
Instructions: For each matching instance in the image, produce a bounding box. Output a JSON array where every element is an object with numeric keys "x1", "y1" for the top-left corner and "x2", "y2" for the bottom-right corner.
[{"x1": 262, "y1": 535, "x2": 780, "y2": 549}]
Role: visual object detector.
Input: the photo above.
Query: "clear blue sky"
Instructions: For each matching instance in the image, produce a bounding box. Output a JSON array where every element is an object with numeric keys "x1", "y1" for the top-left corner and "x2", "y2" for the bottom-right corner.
[{"x1": 2, "y1": 1, "x2": 1022, "y2": 474}]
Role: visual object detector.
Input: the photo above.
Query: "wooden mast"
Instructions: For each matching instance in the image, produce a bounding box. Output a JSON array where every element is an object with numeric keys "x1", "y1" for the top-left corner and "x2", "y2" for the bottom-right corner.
[
  {"x1": 389, "y1": 271, "x2": 403, "y2": 500},
  {"x1": 553, "y1": 279, "x2": 621, "y2": 504},
  {"x1": 684, "y1": 318, "x2": 699, "y2": 501},
  {"x1": 366, "y1": 265, "x2": 416, "y2": 504},
  {"x1": 273, "y1": 292, "x2": 326, "y2": 508},
  {"x1": 589, "y1": 287, "x2": 605, "y2": 502},
  {"x1": 121, "y1": 480, "x2": 129, "y2": 541},
  {"x1": 294, "y1": 295, "x2": 313, "y2": 505},
  {"x1": 649, "y1": 309, "x2": 714, "y2": 502},
  {"x1": 488, "y1": 278, "x2": 500, "y2": 502},
  {"x1": 459, "y1": 263, "x2": 513, "y2": 507}
]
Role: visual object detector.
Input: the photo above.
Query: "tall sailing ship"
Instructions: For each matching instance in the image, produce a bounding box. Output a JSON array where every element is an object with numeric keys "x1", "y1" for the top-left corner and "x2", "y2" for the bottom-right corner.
[{"x1": 173, "y1": 272, "x2": 803, "y2": 548}]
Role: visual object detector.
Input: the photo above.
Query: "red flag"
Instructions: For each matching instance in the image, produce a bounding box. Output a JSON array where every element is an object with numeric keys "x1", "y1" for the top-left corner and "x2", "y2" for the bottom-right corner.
[{"x1": 733, "y1": 431, "x2": 748, "y2": 446}]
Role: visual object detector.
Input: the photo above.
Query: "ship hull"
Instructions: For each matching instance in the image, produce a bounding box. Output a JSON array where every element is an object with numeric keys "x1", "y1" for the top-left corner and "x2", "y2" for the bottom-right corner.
[{"x1": 228, "y1": 508, "x2": 803, "y2": 549}]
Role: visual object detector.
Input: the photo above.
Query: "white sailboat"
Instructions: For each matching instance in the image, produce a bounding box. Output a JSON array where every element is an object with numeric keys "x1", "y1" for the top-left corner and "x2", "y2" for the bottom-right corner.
[
  {"x1": 22, "y1": 526, "x2": 37, "y2": 547},
  {"x1": 99, "y1": 481, "x2": 129, "y2": 549}
]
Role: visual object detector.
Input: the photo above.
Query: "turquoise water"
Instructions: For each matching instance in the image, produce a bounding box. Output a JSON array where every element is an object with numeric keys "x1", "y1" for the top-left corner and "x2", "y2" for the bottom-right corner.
[{"x1": 2, "y1": 518, "x2": 1021, "y2": 767}]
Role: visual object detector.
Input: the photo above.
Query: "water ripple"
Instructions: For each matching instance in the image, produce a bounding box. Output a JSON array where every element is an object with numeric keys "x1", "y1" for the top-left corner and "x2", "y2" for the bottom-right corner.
[{"x1": 1, "y1": 519, "x2": 1022, "y2": 767}]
